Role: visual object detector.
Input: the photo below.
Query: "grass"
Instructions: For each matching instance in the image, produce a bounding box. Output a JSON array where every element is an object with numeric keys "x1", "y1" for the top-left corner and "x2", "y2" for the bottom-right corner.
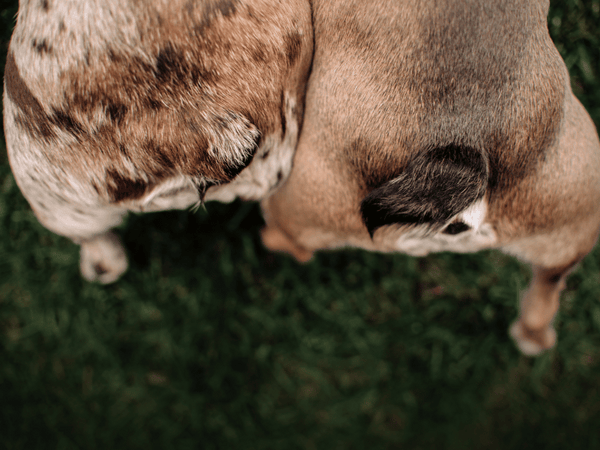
[{"x1": 2, "y1": 0, "x2": 600, "y2": 448}]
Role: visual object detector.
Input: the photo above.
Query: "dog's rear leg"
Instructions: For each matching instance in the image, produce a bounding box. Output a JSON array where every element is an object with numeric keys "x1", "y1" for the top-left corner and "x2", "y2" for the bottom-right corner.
[
  {"x1": 509, "y1": 264, "x2": 574, "y2": 355},
  {"x1": 505, "y1": 218, "x2": 600, "y2": 355},
  {"x1": 77, "y1": 231, "x2": 128, "y2": 284},
  {"x1": 30, "y1": 204, "x2": 128, "y2": 284}
]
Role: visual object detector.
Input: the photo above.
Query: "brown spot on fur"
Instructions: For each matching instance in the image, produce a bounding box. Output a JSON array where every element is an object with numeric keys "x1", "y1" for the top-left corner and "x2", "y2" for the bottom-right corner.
[
  {"x1": 40, "y1": 0, "x2": 50, "y2": 11},
  {"x1": 153, "y1": 44, "x2": 184, "y2": 82},
  {"x1": 143, "y1": 140, "x2": 177, "y2": 171},
  {"x1": 540, "y1": 258, "x2": 581, "y2": 284},
  {"x1": 106, "y1": 170, "x2": 150, "y2": 202},
  {"x1": 32, "y1": 38, "x2": 53, "y2": 54},
  {"x1": 201, "y1": 0, "x2": 238, "y2": 19},
  {"x1": 50, "y1": 108, "x2": 84, "y2": 137},
  {"x1": 106, "y1": 102, "x2": 127, "y2": 124},
  {"x1": 4, "y1": 52, "x2": 56, "y2": 140},
  {"x1": 107, "y1": 48, "x2": 119, "y2": 62},
  {"x1": 279, "y1": 92, "x2": 287, "y2": 138},
  {"x1": 284, "y1": 32, "x2": 302, "y2": 66},
  {"x1": 93, "y1": 263, "x2": 108, "y2": 276},
  {"x1": 11, "y1": 0, "x2": 311, "y2": 204},
  {"x1": 252, "y1": 47, "x2": 267, "y2": 63},
  {"x1": 193, "y1": 0, "x2": 240, "y2": 32}
]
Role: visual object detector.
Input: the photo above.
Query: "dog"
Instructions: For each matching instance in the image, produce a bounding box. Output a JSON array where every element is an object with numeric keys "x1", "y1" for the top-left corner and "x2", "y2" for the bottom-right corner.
[
  {"x1": 260, "y1": 0, "x2": 600, "y2": 355},
  {"x1": 3, "y1": 0, "x2": 313, "y2": 283}
]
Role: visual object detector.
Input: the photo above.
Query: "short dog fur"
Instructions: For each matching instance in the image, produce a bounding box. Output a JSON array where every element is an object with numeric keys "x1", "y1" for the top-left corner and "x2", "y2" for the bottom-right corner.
[
  {"x1": 4, "y1": 0, "x2": 313, "y2": 283},
  {"x1": 261, "y1": 0, "x2": 600, "y2": 355},
  {"x1": 5, "y1": 0, "x2": 600, "y2": 356}
]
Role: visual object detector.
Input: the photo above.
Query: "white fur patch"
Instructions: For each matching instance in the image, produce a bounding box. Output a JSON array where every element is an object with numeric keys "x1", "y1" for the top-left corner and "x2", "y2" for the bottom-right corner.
[
  {"x1": 459, "y1": 199, "x2": 487, "y2": 230},
  {"x1": 392, "y1": 199, "x2": 497, "y2": 256},
  {"x1": 125, "y1": 94, "x2": 300, "y2": 211},
  {"x1": 205, "y1": 111, "x2": 261, "y2": 169},
  {"x1": 206, "y1": 94, "x2": 299, "y2": 202},
  {"x1": 12, "y1": 0, "x2": 147, "y2": 103},
  {"x1": 5, "y1": 95, "x2": 127, "y2": 239},
  {"x1": 134, "y1": 176, "x2": 200, "y2": 213}
]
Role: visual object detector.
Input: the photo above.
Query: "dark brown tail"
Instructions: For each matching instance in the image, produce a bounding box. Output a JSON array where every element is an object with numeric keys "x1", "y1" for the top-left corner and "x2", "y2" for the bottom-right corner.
[{"x1": 360, "y1": 144, "x2": 488, "y2": 236}]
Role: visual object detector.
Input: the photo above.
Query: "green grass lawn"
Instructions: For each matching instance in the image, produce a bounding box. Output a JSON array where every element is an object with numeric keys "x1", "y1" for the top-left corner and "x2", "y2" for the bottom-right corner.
[{"x1": 2, "y1": 1, "x2": 600, "y2": 449}]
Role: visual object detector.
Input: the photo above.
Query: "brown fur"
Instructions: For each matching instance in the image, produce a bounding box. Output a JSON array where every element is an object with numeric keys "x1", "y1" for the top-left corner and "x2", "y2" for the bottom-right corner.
[
  {"x1": 261, "y1": 0, "x2": 600, "y2": 354},
  {"x1": 7, "y1": 0, "x2": 313, "y2": 203},
  {"x1": 4, "y1": 0, "x2": 313, "y2": 282}
]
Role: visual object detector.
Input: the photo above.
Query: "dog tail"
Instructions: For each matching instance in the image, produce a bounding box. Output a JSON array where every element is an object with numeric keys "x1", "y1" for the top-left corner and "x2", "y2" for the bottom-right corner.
[{"x1": 360, "y1": 144, "x2": 488, "y2": 237}]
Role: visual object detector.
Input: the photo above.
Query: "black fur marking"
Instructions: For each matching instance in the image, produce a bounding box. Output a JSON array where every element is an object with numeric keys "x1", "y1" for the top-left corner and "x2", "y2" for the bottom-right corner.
[
  {"x1": 150, "y1": 44, "x2": 212, "y2": 100},
  {"x1": 40, "y1": 0, "x2": 50, "y2": 11},
  {"x1": 106, "y1": 102, "x2": 127, "y2": 123},
  {"x1": 146, "y1": 98, "x2": 162, "y2": 110},
  {"x1": 154, "y1": 44, "x2": 182, "y2": 82},
  {"x1": 360, "y1": 144, "x2": 488, "y2": 236},
  {"x1": 442, "y1": 221, "x2": 471, "y2": 235}
]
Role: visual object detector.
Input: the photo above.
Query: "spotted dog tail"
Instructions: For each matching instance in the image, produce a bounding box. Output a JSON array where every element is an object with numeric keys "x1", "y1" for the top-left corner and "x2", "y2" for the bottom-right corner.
[{"x1": 360, "y1": 144, "x2": 488, "y2": 237}]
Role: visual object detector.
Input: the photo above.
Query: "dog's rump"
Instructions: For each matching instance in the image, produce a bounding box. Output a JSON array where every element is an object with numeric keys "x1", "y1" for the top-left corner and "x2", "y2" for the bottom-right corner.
[{"x1": 334, "y1": 0, "x2": 567, "y2": 237}]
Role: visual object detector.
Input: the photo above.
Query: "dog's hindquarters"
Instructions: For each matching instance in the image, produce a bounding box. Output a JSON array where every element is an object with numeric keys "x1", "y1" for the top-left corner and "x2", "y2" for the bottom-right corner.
[
  {"x1": 501, "y1": 92, "x2": 600, "y2": 354},
  {"x1": 261, "y1": 0, "x2": 600, "y2": 354}
]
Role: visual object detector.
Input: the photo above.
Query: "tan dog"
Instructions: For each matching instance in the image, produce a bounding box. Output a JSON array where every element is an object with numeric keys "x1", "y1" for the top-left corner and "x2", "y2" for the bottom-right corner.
[
  {"x1": 261, "y1": 0, "x2": 600, "y2": 355},
  {"x1": 4, "y1": 0, "x2": 313, "y2": 283}
]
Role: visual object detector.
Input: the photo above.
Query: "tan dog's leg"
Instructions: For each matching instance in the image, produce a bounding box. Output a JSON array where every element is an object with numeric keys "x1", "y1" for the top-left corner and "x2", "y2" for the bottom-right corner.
[
  {"x1": 505, "y1": 93, "x2": 600, "y2": 355},
  {"x1": 261, "y1": 224, "x2": 314, "y2": 263},
  {"x1": 510, "y1": 265, "x2": 571, "y2": 355},
  {"x1": 506, "y1": 220, "x2": 599, "y2": 355}
]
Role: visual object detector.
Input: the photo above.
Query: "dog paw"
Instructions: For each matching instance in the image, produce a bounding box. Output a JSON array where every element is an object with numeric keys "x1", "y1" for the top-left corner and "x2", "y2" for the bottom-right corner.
[
  {"x1": 79, "y1": 232, "x2": 128, "y2": 284},
  {"x1": 509, "y1": 320, "x2": 557, "y2": 356},
  {"x1": 261, "y1": 225, "x2": 314, "y2": 263}
]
